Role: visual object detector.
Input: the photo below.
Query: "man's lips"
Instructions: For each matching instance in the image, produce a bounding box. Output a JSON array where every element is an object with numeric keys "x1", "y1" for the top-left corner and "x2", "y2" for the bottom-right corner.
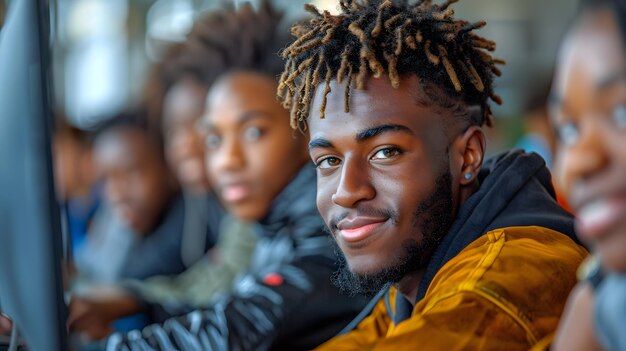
[
  {"x1": 336, "y1": 216, "x2": 389, "y2": 243},
  {"x1": 576, "y1": 196, "x2": 626, "y2": 240}
]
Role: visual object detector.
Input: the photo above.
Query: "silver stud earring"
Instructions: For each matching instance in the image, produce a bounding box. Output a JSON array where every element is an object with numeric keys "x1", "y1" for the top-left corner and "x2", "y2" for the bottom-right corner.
[{"x1": 464, "y1": 173, "x2": 473, "y2": 180}]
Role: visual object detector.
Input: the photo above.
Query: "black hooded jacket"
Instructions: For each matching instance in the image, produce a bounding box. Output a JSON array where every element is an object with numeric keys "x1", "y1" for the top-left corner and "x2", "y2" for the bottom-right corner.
[{"x1": 103, "y1": 166, "x2": 368, "y2": 351}]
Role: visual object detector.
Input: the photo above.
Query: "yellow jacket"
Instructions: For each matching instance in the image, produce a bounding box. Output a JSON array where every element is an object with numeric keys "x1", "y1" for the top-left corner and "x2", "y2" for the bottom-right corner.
[{"x1": 315, "y1": 226, "x2": 587, "y2": 350}]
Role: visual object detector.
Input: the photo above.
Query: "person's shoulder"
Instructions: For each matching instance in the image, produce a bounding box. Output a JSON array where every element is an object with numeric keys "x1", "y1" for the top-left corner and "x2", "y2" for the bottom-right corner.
[
  {"x1": 441, "y1": 226, "x2": 588, "y2": 287},
  {"x1": 425, "y1": 225, "x2": 588, "y2": 343},
  {"x1": 465, "y1": 226, "x2": 587, "y2": 262}
]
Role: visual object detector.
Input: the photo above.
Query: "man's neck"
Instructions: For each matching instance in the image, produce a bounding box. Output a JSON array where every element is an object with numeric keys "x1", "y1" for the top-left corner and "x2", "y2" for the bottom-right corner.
[
  {"x1": 396, "y1": 270, "x2": 425, "y2": 305},
  {"x1": 459, "y1": 180, "x2": 480, "y2": 211},
  {"x1": 395, "y1": 180, "x2": 480, "y2": 305}
]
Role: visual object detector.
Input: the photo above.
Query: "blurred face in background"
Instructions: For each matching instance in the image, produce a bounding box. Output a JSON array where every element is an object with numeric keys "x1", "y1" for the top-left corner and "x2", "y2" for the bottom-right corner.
[
  {"x1": 162, "y1": 77, "x2": 210, "y2": 195},
  {"x1": 94, "y1": 127, "x2": 177, "y2": 235},
  {"x1": 551, "y1": 6, "x2": 626, "y2": 272},
  {"x1": 200, "y1": 72, "x2": 309, "y2": 221},
  {"x1": 53, "y1": 131, "x2": 95, "y2": 202}
]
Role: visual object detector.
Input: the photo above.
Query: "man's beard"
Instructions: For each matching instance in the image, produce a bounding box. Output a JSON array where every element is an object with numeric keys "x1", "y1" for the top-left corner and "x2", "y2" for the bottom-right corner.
[{"x1": 330, "y1": 165, "x2": 454, "y2": 298}]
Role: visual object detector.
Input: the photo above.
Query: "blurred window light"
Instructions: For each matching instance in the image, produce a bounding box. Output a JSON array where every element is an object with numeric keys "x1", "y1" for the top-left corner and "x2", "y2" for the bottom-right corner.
[
  {"x1": 67, "y1": 0, "x2": 126, "y2": 43},
  {"x1": 64, "y1": 0, "x2": 129, "y2": 128},
  {"x1": 145, "y1": 0, "x2": 193, "y2": 60},
  {"x1": 146, "y1": 0, "x2": 193, "y2": 42},
  {"x1": 312, "y1": 0, "x2": 340, "y2": 14}
]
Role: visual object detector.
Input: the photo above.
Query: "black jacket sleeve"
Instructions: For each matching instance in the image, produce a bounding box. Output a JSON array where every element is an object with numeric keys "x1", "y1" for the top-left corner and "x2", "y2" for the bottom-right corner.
[{"x1": 103, "y1": 254, "x2": 362, "y2": 351}]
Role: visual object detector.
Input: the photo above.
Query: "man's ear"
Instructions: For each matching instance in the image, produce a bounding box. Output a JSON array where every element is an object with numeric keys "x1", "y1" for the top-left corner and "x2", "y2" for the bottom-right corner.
[{"x1": 451, "y1": 126, "x2": 486, "y2": 186}]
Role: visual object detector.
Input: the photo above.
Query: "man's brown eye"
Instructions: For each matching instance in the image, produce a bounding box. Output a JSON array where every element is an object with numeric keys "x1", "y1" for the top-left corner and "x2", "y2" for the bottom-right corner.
[
  {"x1": 372, "y1": 148, "x2": 400, "y2": 160},
  {"x1": 317, "y1": 157, "x2": 341, "y2": 169}
]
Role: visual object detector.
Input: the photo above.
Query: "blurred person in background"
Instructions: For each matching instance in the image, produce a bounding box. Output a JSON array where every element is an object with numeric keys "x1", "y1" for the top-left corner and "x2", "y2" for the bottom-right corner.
[
  {"x1": 549, "y1": 0, "x2": 626, "y2": 350},
  {"x1": 71, "y1": 110, "x2": 190, "y2": 336},
  {"x1": 515, "y1": 80, "x2": 572, "y2": 213},
  {"x1": 53, "y1": 117, "x2": 101, "y2": 260},
  {"x1": 77, "y1": 111, "x2": 186, "y2": 283},
  {"x1": 118, "y1": 56, "x2": 256, "y2": 315},
  {"x1": 71, "y1": 1, "x2": 368, "y2": 349},
  {"x1": 516, "y1": 80, "x2": 556, "y2": 168},
  {"x1": 68, "y1": 14, "x2": 265, "y2": 331}
]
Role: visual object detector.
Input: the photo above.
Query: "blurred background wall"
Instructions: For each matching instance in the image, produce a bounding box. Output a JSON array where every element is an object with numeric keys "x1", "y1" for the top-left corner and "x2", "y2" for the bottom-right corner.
[{"x1": 0, "y1": 0, "x2": 580, "y2": 151}]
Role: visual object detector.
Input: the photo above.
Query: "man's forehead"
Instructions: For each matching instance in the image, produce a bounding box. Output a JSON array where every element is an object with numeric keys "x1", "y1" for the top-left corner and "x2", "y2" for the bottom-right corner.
[
  {"x1": 307, "y1": 110, "x2": 435, "y2": 151},
  {"x1": 311, "y1": 76, "x2": 428, "y2": 121},
  {"x1": 311, "y1": 73, "x2": 479, "y2": 122},
  {"x1": 311, "y1": 75, "x2": 421, "y2": 108}
]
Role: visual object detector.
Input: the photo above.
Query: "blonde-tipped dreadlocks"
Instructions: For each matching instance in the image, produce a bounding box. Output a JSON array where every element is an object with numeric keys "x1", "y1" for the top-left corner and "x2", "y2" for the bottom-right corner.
[{"x1": 278, "y1": 0, "x2": 504, "y2": 131}]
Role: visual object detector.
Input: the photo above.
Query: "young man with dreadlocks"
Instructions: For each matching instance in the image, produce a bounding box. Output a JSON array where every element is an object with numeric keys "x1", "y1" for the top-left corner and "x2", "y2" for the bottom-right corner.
[{"x1": 278, "y1": 0, "x2": 588, "y2": 349}]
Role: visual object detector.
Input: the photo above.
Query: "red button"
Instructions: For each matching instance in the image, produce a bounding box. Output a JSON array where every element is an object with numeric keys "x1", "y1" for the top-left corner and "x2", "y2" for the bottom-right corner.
[{"x1": 263, "y1": 273, "x2": 284, "y2": 286}]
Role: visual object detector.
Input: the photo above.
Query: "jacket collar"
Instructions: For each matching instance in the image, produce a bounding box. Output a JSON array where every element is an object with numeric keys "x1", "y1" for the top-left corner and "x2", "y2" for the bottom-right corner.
[{"x1": 256, "y1": 165, "x2": 322, "y2": 238}]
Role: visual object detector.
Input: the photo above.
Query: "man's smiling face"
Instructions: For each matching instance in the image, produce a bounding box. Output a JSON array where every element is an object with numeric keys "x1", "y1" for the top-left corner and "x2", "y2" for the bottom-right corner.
[{"x1": 308, "y1": 75, "x2": 459, "y2": 294}]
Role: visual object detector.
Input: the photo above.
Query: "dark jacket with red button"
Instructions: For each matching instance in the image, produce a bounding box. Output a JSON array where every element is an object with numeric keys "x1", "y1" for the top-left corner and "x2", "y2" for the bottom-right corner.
[{"x1": 104, "y1": 166, "x2": 368, "y2": 351}]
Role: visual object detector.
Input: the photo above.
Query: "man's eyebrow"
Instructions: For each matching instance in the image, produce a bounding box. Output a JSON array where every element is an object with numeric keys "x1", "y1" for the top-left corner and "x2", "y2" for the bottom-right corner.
[
  {"x1": 355, "y1": 123, "x2": 414, "y2": 142},
  {"x1": 308, "y1": 124, "x2": 414, "y2": 151},
  {"x1": 308, "y1": 138, "x2": 334, "y2": 151}
]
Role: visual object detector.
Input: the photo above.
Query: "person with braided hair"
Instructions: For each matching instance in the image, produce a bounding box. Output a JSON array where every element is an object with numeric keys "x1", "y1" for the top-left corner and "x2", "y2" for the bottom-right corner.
[{"x1": 277, "y1": 0, "x2": 588, "y2": 349}]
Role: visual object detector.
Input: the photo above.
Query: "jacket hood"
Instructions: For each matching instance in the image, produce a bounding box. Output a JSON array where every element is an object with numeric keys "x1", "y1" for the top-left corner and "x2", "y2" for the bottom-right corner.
[{"x1": 415, "y1": 149, "x2": 576, "y2": 301}]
